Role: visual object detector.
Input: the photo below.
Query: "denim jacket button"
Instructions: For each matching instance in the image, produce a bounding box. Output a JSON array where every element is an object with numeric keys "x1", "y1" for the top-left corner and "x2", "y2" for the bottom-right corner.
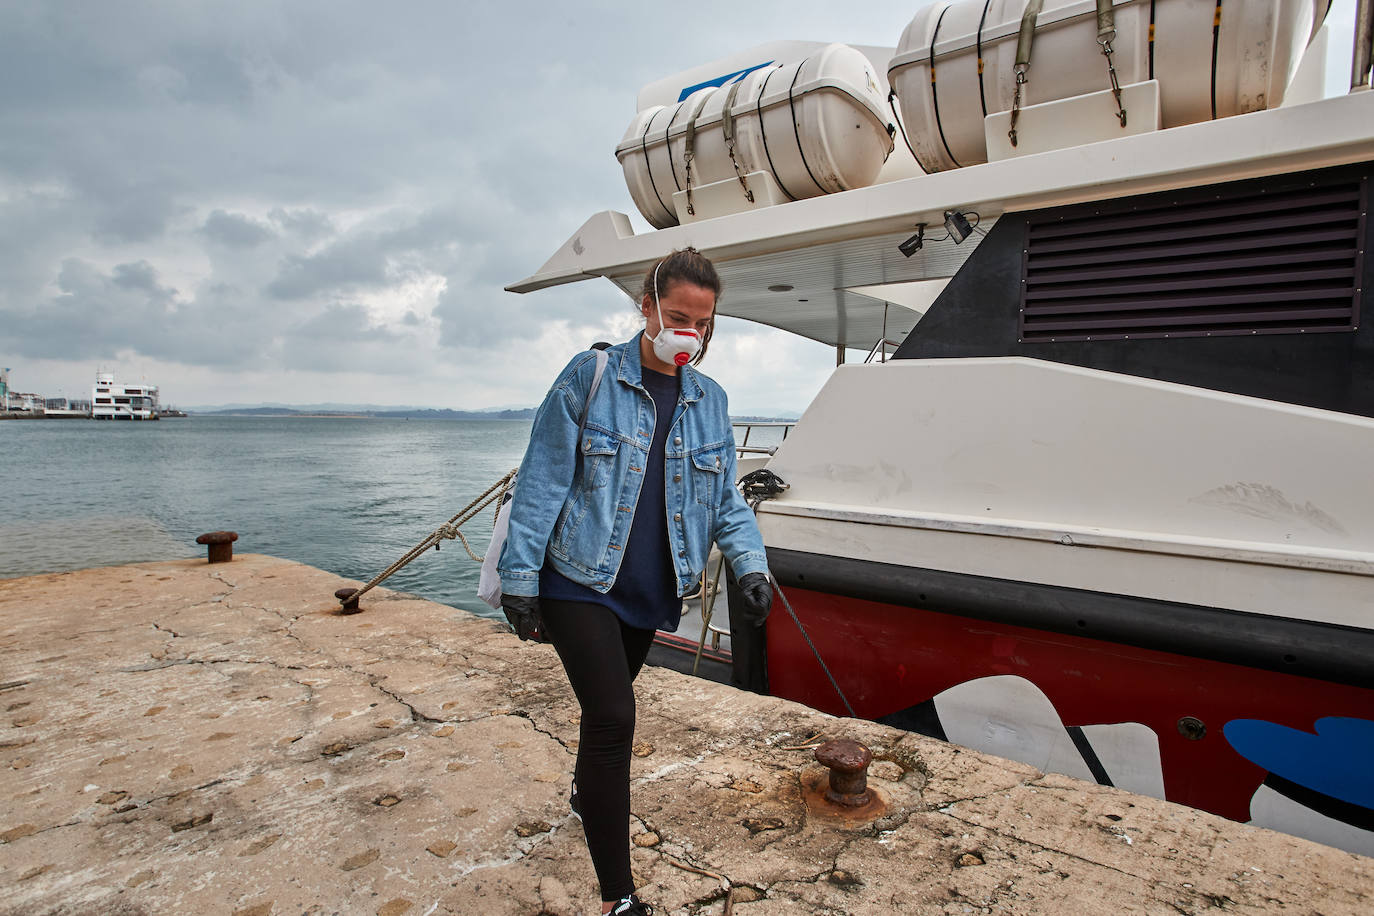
[
  {"x1": 678, "y1": 549, "x2": 687, "y2": 557},
  {"x1": 674, "y1": 474, "x2": 682, "y2": 482},
  {"x1": 674, "y1": 513, "x2": 681, "y2": 521},
  {"x1": 674, "y1": 436, "x2": 682, "y2": 445}
]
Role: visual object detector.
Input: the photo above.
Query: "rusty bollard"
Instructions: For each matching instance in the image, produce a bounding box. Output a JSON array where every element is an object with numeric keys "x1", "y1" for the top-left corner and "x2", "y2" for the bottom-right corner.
[
  {"x1": 335, "y1": 588, "x2": 362, "y2": 614},
  {"x1": 195, "y1": 531, "x2": 238, "y2": 563},
  {"x1": 815, "y1": 739, "x2": 873, "y2": 807}
]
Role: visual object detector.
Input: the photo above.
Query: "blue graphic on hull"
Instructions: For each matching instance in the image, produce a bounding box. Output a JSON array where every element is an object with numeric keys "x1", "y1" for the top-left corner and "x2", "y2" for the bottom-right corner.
[
  {"x1": 677, "y1": 61, "x2": 775, "y2": 102},
  {"x1": 1223, "y1": 717, "x2": 1374, "y2": 809}
]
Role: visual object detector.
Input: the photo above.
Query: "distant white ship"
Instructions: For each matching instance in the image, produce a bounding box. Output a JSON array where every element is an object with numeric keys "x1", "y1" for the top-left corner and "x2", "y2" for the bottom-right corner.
[{"x1": 92, "y1": 371, "x2": 159, "y2": 421}]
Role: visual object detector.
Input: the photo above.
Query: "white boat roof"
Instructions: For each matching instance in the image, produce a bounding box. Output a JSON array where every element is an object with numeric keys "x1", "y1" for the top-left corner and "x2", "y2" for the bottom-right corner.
[{"x1": 507, "y1": 90, "x2": 1374, "y2": 350}]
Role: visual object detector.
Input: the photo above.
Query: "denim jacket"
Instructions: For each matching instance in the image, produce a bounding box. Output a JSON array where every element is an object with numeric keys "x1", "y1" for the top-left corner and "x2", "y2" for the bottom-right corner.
[{"x1": 498, "y1": 332, "x2": 769, "y2": 598}]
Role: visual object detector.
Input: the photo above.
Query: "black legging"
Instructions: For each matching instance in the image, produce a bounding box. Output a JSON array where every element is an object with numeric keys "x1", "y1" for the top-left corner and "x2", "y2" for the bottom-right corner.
[{"x1": 541, "y1": 598, "x2": 656, "y2": 902}]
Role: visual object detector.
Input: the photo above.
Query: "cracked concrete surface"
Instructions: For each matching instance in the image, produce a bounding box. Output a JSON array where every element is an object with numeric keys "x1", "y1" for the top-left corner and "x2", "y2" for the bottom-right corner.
[{"x1": 1, "y1": 555, "x2": 1370, "y2": 915}]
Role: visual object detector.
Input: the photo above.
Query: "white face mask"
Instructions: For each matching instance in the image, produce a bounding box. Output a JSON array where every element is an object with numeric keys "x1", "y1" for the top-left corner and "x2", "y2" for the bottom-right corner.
[{"x1": 648, "y1": 261, "x2": 703, "y2": 367}]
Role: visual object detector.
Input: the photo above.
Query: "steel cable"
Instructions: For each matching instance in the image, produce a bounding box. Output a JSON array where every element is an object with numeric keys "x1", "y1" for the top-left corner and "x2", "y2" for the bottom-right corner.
[
  {"x1": 740, "y1": 469, "x2": 857, "y2": 718},
  {"x1": 342, "y1": 467, "x2": 517, "y2": 608}
]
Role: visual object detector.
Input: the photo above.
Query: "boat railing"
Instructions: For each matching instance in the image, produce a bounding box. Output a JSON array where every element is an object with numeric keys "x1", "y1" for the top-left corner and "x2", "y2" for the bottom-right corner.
[
  {"x1": 864, "y1": 338, "x2": 905, "y2": 364},
  {"x1": 732, "y1": 420, "x2": 794, "y2": 457}
]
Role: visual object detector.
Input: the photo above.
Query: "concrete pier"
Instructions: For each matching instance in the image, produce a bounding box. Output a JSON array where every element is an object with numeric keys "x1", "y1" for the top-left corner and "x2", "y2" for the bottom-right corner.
[{"x1": 2, "y1": 555, "x2": 1370, "y2": 915}]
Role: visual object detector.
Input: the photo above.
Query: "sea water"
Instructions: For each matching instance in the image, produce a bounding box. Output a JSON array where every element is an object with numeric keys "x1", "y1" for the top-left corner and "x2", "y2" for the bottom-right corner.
[
  {"x1": 0, "y1": 416, "x2": 785, "y2": 618},
  {"x1": 0, "y1": 417, "x2": 531, "y2": 617}
]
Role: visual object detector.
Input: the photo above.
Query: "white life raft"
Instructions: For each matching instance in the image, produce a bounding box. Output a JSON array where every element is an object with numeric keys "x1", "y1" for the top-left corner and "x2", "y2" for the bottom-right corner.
[
  {"x1": 616, "y1": 43, "x2": 896, "y2": 229},
  {"x1": 888, "y1": 0, "x2": 1314, "y2": 173}
]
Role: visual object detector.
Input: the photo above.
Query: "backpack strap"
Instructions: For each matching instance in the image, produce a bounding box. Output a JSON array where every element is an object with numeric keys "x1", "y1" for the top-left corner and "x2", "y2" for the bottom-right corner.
[{"x1": 577, "y1": 345, "x2": 611, "y2": 442}]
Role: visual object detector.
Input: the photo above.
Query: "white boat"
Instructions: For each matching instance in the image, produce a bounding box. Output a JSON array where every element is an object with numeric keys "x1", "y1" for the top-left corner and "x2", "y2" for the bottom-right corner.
[
  {"x1": 92, "y1": 371, "x2": 160, "y2": 420},
  {"x1": 508, "y1": 0, "x2": 1374, "y2": 856}
]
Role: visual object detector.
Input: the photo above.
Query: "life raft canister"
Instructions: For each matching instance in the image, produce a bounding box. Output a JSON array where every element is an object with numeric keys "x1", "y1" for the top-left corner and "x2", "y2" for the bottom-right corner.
[
  {"x1": 887, "y1": 0, "x2": 1314, "y2": 172},
  {"x1": 616, "y1": 43, "x2": 896, "y2": 229}
]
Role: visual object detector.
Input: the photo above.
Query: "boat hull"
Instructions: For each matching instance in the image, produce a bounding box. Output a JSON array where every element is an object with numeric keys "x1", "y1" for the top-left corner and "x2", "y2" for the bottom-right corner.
[{"x1": 756, "y1": 553, "x2": 1374, "y2": 852}]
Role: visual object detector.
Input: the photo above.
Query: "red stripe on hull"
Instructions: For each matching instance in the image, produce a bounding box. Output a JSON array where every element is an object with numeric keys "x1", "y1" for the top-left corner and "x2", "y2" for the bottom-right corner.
[{"x1": 766, "y1": 586, "x2": 1374, "y2": 822}]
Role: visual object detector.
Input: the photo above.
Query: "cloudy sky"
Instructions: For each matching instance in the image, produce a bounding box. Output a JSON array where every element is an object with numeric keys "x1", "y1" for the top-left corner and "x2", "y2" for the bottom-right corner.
[
  {"x1": 0, "y1": 0, "x2": 925, "y2": 413},
  {"x1": 0, "y1": 1, "x2": 1358, "y2": 413}
]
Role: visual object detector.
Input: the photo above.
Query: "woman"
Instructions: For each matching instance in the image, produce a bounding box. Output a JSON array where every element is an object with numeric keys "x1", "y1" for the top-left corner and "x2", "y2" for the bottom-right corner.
[{"x1": 498, "y1": 248, "x2": 773, "y2": 915}]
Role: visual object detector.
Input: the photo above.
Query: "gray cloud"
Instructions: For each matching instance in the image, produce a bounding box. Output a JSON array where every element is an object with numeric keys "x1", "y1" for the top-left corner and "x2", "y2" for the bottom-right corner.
[
  {"x1": 110, "y1": 260, "x2": 163, "y2": 293},
  {"x1": 278, "y1": 303, "x2": 418, "y2": 374},
  {"x1": 5, "y1": 258, "x2": 260, "y2": 368},
  {"x1": 291, "y1": 303, "x2": 397, "y2": 344},
  {"x1": 267, "y1": 245, "x2": 390, "y2": 301},
  {"x1": 91, "y1": 180, "x2": 185, "y2": 244},
  {"x1": 269, "y1": 208, "x2": 335, "y2": 242},
  {"x1": 201, "y1": 210, "x2": 275, "y2": 248},
  {"x1": 264, "y1": 206, "x2": 465, "y2": 301}
]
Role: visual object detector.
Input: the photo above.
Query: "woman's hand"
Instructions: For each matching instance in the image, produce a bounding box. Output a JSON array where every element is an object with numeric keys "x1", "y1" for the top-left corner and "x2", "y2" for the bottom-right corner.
[
  {"x1": 737, "y1": 573, "x2": 773, "y2": 626},
  {"x1": 501, "y1": 594, "x2": 545, "y2": 642}
]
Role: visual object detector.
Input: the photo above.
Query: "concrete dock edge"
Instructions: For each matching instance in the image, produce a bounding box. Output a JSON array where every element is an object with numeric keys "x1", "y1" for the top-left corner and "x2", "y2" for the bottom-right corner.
[{"x1": 1, "y1": 555, "x2": 1370, "y2": 915}]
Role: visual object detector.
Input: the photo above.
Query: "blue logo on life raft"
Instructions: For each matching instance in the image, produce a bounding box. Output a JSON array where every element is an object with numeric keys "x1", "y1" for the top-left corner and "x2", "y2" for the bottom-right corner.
[{"x1": 677, "y1": 61, "x2": 775, "y2": 101}]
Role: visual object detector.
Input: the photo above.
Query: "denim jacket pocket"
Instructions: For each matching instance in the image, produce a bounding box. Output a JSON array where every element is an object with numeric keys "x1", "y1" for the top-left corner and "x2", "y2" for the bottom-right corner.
[
  {"x1": 690, "y1": 445, "x2": 728, "y2": 508},
  {"x1": 580, "y1": 430, "x2": 620, "y2": 490}
]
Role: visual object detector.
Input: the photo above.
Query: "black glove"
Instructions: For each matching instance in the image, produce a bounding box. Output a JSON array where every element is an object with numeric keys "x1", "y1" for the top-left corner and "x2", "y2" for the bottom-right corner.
[
  {"x1": 501, "y1": 594, "x2": 544, "y2": 642},
  {"x1": 737, "y1": 572, "x2": 773, "y2": 626}
]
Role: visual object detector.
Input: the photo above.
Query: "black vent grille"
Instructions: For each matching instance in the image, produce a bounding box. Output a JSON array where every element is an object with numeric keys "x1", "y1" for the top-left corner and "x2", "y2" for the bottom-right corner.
[{"x1": 1019, "y1": 176, "x2": 1367, "y2": 342}]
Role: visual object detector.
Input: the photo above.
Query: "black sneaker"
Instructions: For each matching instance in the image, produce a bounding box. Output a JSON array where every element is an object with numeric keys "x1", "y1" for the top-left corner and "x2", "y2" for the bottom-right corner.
[
  {"x1": 608, "y1": 895, "x2": 653, "y2": 916},
  {"x1": 570, "y1": 779, "x2": 582, "y2": 821}
]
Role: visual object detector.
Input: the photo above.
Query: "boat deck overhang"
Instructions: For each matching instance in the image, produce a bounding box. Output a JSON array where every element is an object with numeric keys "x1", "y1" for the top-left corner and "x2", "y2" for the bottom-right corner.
[{"x1": 508, "y1": 91, "x2": 1374, "y2": 351}]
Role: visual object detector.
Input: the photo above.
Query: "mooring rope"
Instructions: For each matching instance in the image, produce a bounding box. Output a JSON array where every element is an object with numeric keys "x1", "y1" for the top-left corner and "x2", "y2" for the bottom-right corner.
[
  {"x1": 771, "y1": 577, "x2": 857, "y2": 719},
  {"x1": 739, "y1": 469, "x2": 857, "y2": 718},
  {"x1": 350, "y1": 464, "x2": 859, "y2": 721},
  {"x1": 342, "y1": 467, "x2": 517, "y2": 608}
]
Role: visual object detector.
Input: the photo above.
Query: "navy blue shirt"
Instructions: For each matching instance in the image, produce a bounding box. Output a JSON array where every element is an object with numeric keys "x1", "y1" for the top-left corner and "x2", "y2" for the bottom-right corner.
[{"x1": 541, "y1": 366, "x2": 682, "y2": 632}]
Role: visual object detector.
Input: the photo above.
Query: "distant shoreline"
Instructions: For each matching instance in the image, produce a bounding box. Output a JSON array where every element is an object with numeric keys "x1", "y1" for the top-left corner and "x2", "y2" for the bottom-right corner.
[
  {"x1": 191, "y1": 411, "x2": 802, "y2": 422},
  {"x1": 191, "y1": 407, "x2": 539, "y2": 420},
  {"x1": 205, "y1": 413, "x2": 379, "y2": 419},
  {"x1": 8, "y1": 408, "x2": 800, "y2": 423}
]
